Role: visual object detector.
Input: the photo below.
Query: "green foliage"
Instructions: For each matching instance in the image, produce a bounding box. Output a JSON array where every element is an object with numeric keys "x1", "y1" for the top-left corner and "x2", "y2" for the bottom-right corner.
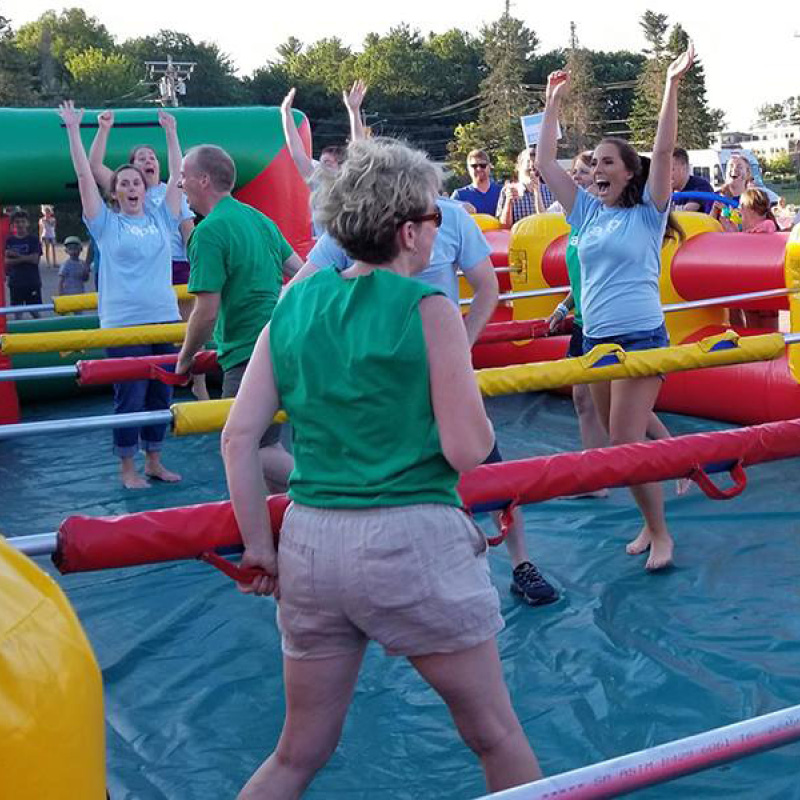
[
  {"x1": 66, "y1": 47, "x2": 140, "y2": 107},
  {"x1": 630, "y1": 15, "x2": 718, "y2": 149},
  {"x1": 15, "y1": 8, "x2": 114, "y2": 62},
  {"x1": 0, "y1": 13, "x2": 36, "y2": 104},
  {"x1": 757, "y1": 103, "x2": 785, "y2": 124},
  {"x1": 561, "y1": 46, "x2": 601, "y2": 154},
  {"x1": 766, "y1": 151, "x2": 796, "y2": 176},
  {"x1": 472, "y1": 10, "x2": 538, "y2": 170}
]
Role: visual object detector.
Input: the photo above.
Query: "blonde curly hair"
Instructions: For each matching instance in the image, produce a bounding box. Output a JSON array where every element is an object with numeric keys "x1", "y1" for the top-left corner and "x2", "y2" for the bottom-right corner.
[{"x1": 312, "y1": 137, "x2": 441, "y2": 264}]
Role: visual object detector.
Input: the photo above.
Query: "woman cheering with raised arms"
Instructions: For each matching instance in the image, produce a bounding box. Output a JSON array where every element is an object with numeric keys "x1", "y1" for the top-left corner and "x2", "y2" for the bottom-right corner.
[{"x1": 535, "y1": 44, "x2": 695, "y2": 571}]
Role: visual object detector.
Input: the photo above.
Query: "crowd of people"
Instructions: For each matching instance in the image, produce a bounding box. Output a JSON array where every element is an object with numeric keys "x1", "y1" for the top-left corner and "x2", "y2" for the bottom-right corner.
[{"x1": 0, "y1": 39, "x2": 794, "y2": 796}]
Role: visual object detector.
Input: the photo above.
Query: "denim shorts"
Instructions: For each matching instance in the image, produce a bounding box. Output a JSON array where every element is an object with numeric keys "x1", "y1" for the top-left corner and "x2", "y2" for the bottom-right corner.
[{"x1": 583, "y1": 322, "x2": 669, "y2": 354}]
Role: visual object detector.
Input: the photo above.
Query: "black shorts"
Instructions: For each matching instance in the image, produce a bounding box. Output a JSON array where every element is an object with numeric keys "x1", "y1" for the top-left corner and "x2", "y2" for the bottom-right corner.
[
  {"x1": 9, "y1": 284, "x2": 42, "y2": 306},
  {"x1": 483, "y1": 441, "x2": 503, "y2": 465},
  {"x1": 567, "y1": 323, "x2": 584, "y2": 358}
]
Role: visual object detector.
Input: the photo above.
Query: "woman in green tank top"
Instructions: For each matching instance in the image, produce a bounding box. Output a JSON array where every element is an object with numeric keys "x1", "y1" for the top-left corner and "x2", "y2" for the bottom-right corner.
[{"x1": 221, "y1": 138, "x2": 542, "y2": 797}]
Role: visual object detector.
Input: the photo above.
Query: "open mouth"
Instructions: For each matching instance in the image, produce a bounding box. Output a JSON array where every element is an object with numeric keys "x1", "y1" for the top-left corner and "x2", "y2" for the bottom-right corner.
[{"x1": 595, "y1": 179, "x2": 610, "y2": 196}]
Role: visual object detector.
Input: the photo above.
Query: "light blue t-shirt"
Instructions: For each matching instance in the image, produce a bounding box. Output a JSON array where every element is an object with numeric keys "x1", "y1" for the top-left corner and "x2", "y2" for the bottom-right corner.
[
  {"x1": 145, "y1": 182, "x2": 194, "y2": 261},
  {"x1": 567, "y1": 186, "x2": 668, "y2": 338},
  {"x1": 84, "y1": 202, "x2": 180, "y2": 329},
  {"x1": 307, "y1": 198, "x2": 491, "y2": 305}
]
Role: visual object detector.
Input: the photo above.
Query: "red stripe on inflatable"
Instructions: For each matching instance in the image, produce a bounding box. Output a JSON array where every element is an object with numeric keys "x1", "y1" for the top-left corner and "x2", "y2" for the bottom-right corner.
[
  {"x1": 54, "y1": 417, "x2": 800, "y2": 574},
  {"x1": 0, "y1": 215, "x2": 21, "y2": 424},
  {"x1": 77, "y1": 350, "x2": 219, "y2": 385},
  {"x1": 474, "y1": 318, "x2": 571, "y2": 346},
  {"x1": 657, "y1": 326, "x2": 800, "y2": 424},
  {"x1": 672, "y1": 232, "x2": 790, "y2": 310},
  {"x1": 234, "y1": 118, "x2": 315, "y2": 260},
  {"x1": 541, "y1": 232, "x2": 569, "y2": 287}
]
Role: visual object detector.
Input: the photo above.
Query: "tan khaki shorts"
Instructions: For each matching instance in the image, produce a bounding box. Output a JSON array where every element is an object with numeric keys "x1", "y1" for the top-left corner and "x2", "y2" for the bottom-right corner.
[{"x1": 276, "y1": 503, "x2": 503, "y2": 660}]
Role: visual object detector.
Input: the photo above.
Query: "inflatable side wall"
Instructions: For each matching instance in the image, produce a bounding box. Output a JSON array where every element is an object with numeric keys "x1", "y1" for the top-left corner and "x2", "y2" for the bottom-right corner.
[{"x1": 0, "y1": 537, "x2": 106, "y2": 797}]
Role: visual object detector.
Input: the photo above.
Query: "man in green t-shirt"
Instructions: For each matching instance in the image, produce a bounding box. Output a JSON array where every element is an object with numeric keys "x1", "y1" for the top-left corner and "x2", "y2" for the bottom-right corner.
[{"x1": 175, "y1": 144, "x2": 303, "y2": 491}]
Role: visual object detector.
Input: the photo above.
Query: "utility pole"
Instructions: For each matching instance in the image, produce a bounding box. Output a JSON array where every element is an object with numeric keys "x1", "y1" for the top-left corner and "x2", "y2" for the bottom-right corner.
[{"x1": 144, "y1": 55, "x2": 196, "y2": 107}]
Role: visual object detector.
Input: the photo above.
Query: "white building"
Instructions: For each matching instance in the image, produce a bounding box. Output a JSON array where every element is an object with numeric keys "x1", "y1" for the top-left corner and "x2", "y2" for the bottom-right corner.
[{"x1": 712, "y1": 120, "x2": 800, "y2": 159}]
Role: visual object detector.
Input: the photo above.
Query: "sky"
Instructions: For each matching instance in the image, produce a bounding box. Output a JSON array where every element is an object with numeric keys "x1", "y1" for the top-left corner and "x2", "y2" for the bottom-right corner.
[{"x1": 5, "y1": 0, "x2": 799, "y2": 130}]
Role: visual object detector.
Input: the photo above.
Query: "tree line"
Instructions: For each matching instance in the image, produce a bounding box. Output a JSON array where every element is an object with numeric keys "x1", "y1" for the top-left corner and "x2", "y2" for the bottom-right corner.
[{"x1": 0, "y1": 6, "x2": 725, "y2": 181}]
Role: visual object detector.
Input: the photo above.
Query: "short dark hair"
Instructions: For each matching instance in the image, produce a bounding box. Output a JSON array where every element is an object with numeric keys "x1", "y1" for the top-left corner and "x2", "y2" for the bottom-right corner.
[
  {"x1": 185, "y1": 145, "x2": 237, "y2": 192},
  {"x1": 672, "y1": 147, "x2": 689, "y2": 165},
  {"x1": 320, "y1": 145, "x2": 345, "y2": 164},
  {"x1": 129, "y1": 144, "x2": 158, "y2": 164},
  {"x1": 10, "y1": 209, "x2": 29, "y2": 223}
]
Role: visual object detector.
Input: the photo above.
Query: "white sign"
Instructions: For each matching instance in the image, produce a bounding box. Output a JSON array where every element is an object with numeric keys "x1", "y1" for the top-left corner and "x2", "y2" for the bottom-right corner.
[{"x1": 520, "y1": 112, "x2": 562, "y2": 148}]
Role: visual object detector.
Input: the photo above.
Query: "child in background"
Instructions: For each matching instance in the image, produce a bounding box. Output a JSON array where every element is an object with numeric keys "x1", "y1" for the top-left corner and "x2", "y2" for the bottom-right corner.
[
  {"x1": 58, "y1": 236, "x2": 90, "y2": 297},
  {"x1": 39, "y1": 205, "x2": 57, "y2": 268},
  {"x1": 727, "y1": 188, "x2": 780, "y2": 330},
  {"x1": 5, "y1": 209, "x2": 42, "y2": 319}
]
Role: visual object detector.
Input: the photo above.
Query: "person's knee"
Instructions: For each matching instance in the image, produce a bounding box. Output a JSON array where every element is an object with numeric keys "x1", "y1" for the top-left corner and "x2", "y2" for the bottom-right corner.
[
  {"x1": 458, "y1": 710, "x2": 522, "y2": 759},
  {"x1": 274, "y1": 730, "x2": 338, "y2": 776},
  {"x1": 572, "y1": 385, "x2": 595, "y2": 417}
]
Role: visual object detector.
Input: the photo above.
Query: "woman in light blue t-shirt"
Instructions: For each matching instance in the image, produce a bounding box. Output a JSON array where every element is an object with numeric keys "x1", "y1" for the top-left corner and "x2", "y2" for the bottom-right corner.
[
  {"x1": 536, "y1": 44, "x2": 696, "y2": 572},
  {"x1": 59, "y1": 101, "x2": 183, "y2": 490}
]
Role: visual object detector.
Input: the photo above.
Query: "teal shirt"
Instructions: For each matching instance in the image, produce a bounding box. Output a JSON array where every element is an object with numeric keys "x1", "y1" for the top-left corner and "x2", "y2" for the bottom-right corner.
[
  {"x1": 565, "y1": 229, "x2": 583, "y2": 327},
  {"x1": 270, "y1": 269, "x2": 460, "y2": 508}
]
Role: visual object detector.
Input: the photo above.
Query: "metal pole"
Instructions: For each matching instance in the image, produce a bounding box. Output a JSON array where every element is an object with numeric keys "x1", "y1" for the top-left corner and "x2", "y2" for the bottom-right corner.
[
  {"x1": 0, "y1": 302, "x2": 55, "y2": 316},
  {"x1": 664, "y1": 287, "x2": 797, "y2": 313},
  {"x1": 474, "y1": 704, "x2": 800, "y2": 800},
  {"x1": 0, "y1": 365, "x2": 78, "y2": 382},
  {"x1": 9, "y1": 532, "x2": 58, "y2": 557},
  {"x1": 0, "y1": 409, "x2": 173, "y2": 440},
  {"x1": 460, "y1": 286, "x2": 569, "y2": 306}
]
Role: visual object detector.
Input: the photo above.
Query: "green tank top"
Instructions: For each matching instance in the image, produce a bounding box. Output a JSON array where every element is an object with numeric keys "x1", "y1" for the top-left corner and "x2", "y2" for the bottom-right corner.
[
  {"x1": 270, "y1": 268, "x2": 461, "y2": 508},
  {"x1": 565, "y1": 228, "x2": 583, "y2": 327}
]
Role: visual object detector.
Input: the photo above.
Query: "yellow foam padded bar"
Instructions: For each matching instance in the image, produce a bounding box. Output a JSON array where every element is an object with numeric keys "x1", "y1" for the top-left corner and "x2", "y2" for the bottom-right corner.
[
  {"x1": 1, "y1": 322, "x2": 187, "y2": 354},
  {"x1": 0, "y1": 537, "x2": 106, "y2": 799},
  {"x1": 662, "y1": 212, "x2": 726, "y2": 345},
  {"x1": 785, "y1": 224, "x2": 800, "y2": 383},
  {"x1": 52, "y1": 284, "x2": 193, "y2": 314},
  {"x1": 171, "y1": 398, "x2": 288, "y2": 436},
  {"x1": 472, "y1": 213, "x2": 502, "y2": 233},
  {"x1": 476, "y1": 331, "x2": 786, "y2": 396}
]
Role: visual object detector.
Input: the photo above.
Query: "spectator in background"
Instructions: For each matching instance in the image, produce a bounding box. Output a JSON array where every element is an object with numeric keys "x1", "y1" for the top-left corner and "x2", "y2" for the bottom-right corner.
[
  {"x1": 725, "y1": 188, "x2": 781, "y2": 332},
  {"x1": 57, "y1": 235, "x2": 90, "y2": 297},
  {"x1": 39, "y1": 205, "x2": 57, "y2": 268},
  {"x1": 497, "y1": 146, "x2": 553, "y2": 228},
  {"x1": 451, "y1": 149, "x2": 502, "y2": 216},
  {"x1": 281, "y1": 81, "x2": 367, "y2": 236},
  {"x1": 5, "y1": 210, "x2": 42, "y2": 319},
  {"x1": 671, "y1": 147, "x2": 714, "y2": 212}
]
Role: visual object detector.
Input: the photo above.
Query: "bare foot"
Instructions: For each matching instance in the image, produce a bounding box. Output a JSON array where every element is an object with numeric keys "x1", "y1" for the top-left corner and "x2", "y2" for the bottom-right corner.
[
  {"x1": 626, "y1": 526, "x2": 652, "y2": 555},
  {"x1": 645, "y1": 535, "x2": 674, "y2": 571},
  {"x1": 191, "y1": 375, "x2": 210, "y2": 402},
  {"x1": 144, "y1": 464, "x2": 182, "y2": 483},
  {"x1": 675, "y1": 477, "x2": 691, "y2": 496},
  {"x1": 122, "y1": 471, "x2": 150, "y2": 490}
]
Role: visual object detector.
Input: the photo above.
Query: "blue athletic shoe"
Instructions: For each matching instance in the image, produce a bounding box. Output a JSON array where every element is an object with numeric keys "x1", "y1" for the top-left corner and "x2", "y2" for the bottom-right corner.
[{"x1": 510, "y1": 561, "x2": 558, "y2": 606}]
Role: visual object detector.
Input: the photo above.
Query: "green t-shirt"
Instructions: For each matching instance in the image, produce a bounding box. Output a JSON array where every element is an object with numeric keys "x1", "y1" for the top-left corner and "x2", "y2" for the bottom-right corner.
[
  {"x1": 270, "y1": 268, "x2": 461, "y2": 508},
  {"x1": 188, "y1": 195, "x2": 292, "y2": 370},
  {"x1": 565, "y1": 228, "x2": 583, "y2": 327}
]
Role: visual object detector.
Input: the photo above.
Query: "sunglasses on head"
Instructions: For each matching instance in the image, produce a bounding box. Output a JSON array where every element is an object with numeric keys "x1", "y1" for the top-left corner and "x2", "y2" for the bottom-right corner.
[
  {"x1": 469, "y1": 162, "x2": 488, "y2": 169},
  {"x1": 400, "y1": 207, "x2": 443, "y2": 228}
]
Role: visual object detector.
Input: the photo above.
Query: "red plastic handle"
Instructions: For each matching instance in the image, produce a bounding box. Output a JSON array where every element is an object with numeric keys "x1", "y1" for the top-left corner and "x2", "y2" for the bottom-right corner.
[
  {"x1": 150, "y1": 364, "x2": 192, "y2": 386},
  {"x1": 486, "y1": 502, "x2": 518, "y2": 547},
  {"x1": 689, "y1": 461, "x2": 747, "y2": 500},
  {"x1": 198, "y1": 551, "x2": 268, "y2": 583}
]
